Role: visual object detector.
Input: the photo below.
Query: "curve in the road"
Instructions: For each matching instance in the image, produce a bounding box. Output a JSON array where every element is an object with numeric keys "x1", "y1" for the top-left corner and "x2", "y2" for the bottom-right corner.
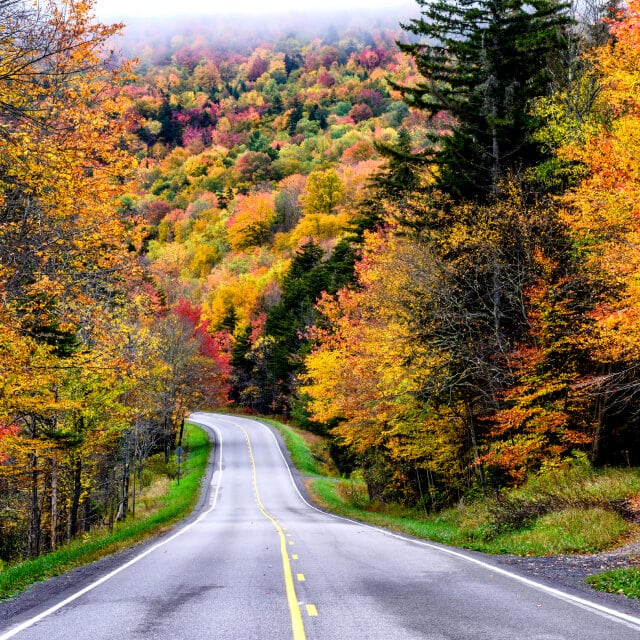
[
  {"x1": 2, "y1": 412, "x2": 640, "y2": 640},
  {"x1": 258, "y1": 413, "x2": 640, "y2": 634}
]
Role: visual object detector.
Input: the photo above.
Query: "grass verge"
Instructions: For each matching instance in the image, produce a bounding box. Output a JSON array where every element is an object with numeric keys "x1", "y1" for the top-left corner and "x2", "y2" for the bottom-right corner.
[
  {"x1": 260, "y1": 417, "x2": 337, "y2": 477},
  {"x1": 266, "y1": 420, "x2": 640, "y2": 563},
  {"x1": 586, "y1": 567, "x2": 640, "y2": 599},
  {"x1": 308, "y1": 463, "x2": 638, "y2": 556},
  {"x1": 0, "y1": 422, "x2": 211, "y2": 601}
]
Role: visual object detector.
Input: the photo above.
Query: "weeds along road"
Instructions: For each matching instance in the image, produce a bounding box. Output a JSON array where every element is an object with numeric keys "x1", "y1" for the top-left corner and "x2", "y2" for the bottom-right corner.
[{"x1": 2, "y1": 412, "x2": 640, "y2": 640}]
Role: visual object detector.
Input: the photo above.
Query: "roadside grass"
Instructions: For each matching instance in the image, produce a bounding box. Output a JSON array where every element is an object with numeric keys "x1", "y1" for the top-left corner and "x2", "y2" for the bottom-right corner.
[
  {"x1": 260, "y1": 417, "x2": 338, "y2": 477},
  {"x1": 309, "y1": 468, "x2": 639, "y2": 556},
  {"x1": 586, "y1": 567, "x2": 640, "y2": 599},
  {"x1": 267, "y1": 419, "x2": 640, "y2": 563},
  {"x1": 484, "y1": 508, "x2": 631, "y2": 555},
  {"x1": 0, "y1": 423, "x2": 211, "y2": 601}
]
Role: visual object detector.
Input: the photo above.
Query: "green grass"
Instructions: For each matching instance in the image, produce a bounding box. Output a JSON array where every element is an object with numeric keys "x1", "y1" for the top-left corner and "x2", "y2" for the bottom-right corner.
[
  {"x1": 0, "y1": 422, "x2": 211, "y2": 600},
  {"x1": 485, "y1": 508, "x2": 631, "y2": 555},
  {"x1": 310, "y1": 477, "x2": 466, "y2": 544},
  {"x1": 586, "y1": 567, "x2": 640, "y2": 599},
  {"x1": 260, "y1": 418, "x2": 337, "y2": 477},
  {"x1": 306, "y1": 465, "x2": 639, "y2": 556}
]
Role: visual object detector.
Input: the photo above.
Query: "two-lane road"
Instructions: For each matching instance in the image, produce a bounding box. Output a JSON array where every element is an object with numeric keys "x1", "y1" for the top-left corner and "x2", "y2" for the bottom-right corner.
[{"x1": 2, "y1": 413, "x2": 640, "y2": 639}]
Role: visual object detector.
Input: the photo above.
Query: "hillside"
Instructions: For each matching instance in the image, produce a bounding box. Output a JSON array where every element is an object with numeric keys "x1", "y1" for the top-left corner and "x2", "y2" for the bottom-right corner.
[
  {"x1": 125, "y1": 2, "x2": 640, "y2": 508},
  {"x1": 120, "y1": 12, "x2": 425, "y2": 415},
  {"x1": 3, "y1": 0, "x2": 640, "y2": 570}
]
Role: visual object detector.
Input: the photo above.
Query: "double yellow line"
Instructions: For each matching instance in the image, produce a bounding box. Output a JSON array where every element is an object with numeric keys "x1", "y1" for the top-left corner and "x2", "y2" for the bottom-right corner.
[{"x1": 239, "y1": 425, "x2": 307, "y2": 640}]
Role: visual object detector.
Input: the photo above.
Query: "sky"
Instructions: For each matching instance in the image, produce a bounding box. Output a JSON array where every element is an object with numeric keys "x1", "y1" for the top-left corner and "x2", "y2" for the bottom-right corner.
[{"x1": 96, "y1": 0, "x2": 411, "y2": 20}]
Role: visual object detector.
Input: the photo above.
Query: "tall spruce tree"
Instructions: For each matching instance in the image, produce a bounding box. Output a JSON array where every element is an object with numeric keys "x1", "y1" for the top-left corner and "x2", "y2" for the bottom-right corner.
[{"x1": 397, "y1": 0, "x2": 571, "y2": 200}]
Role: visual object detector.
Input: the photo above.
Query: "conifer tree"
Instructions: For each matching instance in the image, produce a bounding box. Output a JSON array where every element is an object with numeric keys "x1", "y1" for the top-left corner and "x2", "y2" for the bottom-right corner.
[{"x1": 397, "y1": 0, "x2": 571, "y2": 199}]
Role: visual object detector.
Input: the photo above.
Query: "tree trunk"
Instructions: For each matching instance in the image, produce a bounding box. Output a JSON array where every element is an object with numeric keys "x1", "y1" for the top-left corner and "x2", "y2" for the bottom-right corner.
[
  {"x1": 69, "y1": 457, "x2": 82, "y2": 540},
  {"x1": 83, "y1": 495, "x2": 91, "y2": 533},
  {"x1": 51, "y1": 456, "x2": 58, "y2": 551},
  {"x1": 492, "y1": 258, "x2": 505, "y2": 354},
  {"x1": 591, "y1": 365, "x2": 611, "y2": 464},
  {"x1": 465, "y1": 400, "x2": 487, "y2": 500},
  {"x1": 122, "y1": 431, "x2": 130, "y2": 520},
  {"x1": 29, "y1": 453, "x2": 41, "y2": 558}
]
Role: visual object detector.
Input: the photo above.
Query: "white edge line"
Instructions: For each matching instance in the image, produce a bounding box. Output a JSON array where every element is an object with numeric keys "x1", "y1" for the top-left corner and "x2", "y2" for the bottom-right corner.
[
  {"x1": 225, "y1": 413, "x2": 640, "y2": 633},
  {"x1": 0, "y1": 420, "x2": 223, "y2": 640}
]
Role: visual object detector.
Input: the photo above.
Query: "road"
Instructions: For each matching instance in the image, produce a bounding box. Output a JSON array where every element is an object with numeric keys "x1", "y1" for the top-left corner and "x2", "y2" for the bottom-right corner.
[{"x1": 2, "y1": 412, "x2": 640, "y2": 639}]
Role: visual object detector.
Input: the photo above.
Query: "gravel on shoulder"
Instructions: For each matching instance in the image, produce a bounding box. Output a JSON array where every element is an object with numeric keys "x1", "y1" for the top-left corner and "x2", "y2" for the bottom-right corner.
[{"x1": 494, "y1": 536, "x2": 640, "y2": 614}]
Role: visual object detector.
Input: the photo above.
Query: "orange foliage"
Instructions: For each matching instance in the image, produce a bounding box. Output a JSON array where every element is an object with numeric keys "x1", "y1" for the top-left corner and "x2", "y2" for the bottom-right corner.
[{"x1": 560, "y1": 0, "x2": 640, "y2": 364}]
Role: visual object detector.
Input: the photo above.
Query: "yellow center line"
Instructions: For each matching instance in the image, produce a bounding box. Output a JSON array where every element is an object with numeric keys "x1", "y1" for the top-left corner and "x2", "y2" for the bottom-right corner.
[
  {"x1": 297, "y1": 573, "x2": 306, "y2": 582},
  {"x1": 306, "y1": 604, "x2": 318, "y2": 617},
  {"x1": 240, "y1": 425, "x2": 307, "y2": 640}
]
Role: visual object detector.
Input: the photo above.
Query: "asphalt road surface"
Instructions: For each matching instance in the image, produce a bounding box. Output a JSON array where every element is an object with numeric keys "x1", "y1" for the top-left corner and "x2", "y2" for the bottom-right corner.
[{"x1": 2, "y1": 412, "x2": 640, "y2": 639}]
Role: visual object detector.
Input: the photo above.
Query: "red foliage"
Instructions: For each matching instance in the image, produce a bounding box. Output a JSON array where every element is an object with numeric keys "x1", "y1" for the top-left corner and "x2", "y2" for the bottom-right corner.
[
  {"x1": 318, "y1": 72, "x2": 336, "y2": 88},
  {"x1": 173, "y1": 298, "x2": 232, "y2": 401},
  {"x1": 247, "y1": 57, "x2": 268, "y2": 82},
  {"x1": 358, "y1": 49, "x2": 380, "y2": 70},
  {"x1": 174, "y1": 297, "x2": 202, "y2": 327},
  {"x1": 349, "y1": 103, "x2": 374, "y2": 123},
  {"x1": 0, "y1": 424, "x2": 20, "y2": 463},
  {"x1": 140, "y1": 200, "x2": 172, "y2": 225},
  {"x1": 341, "y1": 139, "x2": 375, "y2": 164}
]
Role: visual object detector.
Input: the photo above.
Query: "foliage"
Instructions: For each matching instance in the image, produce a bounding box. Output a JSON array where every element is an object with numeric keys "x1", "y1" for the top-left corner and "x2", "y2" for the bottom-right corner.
[
  {"x1": 0, "y1": 1, "x2": 231, "y2": 564},
  {"x1": 555, "y1": 0, "x2": 640, "y2": 465},
  {"x1": 5, "y1": 0, "x2": 640, "y2": 550},
  {"x1": 300, "y1": 0, "x2": 636, "y2": 506}
]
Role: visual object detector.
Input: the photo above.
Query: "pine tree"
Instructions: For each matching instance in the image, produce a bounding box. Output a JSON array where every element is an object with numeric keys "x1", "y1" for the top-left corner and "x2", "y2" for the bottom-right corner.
[
  {"x1": 260, "y1": 241, "x2": 331, "y2": 412},
  {"x1": 397, "y1": 0, "x2": 571, "y2": 199}
]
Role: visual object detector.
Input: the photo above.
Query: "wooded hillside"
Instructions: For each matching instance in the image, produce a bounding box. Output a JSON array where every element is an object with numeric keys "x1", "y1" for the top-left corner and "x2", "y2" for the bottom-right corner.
[{"x1": 2, "y1": 0, "x2": 640, "y2": 561}]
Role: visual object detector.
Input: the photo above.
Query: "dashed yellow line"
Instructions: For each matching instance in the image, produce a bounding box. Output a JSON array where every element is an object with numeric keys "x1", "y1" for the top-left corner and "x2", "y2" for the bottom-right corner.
[
  {"x1": 297, "y1": 573, "x2": 305, "y2": 582},
  {"x1": 240, "y1": 425, "x2": 307, "y2": 640},
  {"x1": 292, "y1": 554, "x2": 299, "y2": 560},
  {"x1": 306, "y1": 604, "x2": 318, "y2": 617}
]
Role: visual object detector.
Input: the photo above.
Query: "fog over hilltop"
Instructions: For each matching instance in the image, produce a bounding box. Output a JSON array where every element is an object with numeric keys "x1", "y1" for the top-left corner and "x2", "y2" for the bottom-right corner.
[{"x1": 113, "y1": 7, "x2": 418, "y2": 56}]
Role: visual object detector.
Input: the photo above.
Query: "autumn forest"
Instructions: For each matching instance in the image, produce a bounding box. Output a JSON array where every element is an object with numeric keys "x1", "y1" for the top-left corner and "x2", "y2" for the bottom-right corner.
[{"x1": 1, "y1": 0, "x2": 640, "y2": 563}]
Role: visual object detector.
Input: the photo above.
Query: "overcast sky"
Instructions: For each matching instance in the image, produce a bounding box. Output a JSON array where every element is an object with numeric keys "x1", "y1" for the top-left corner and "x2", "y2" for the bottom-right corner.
[{"x1": 96, "y1": 0, "x2": 412, "y2": 20}]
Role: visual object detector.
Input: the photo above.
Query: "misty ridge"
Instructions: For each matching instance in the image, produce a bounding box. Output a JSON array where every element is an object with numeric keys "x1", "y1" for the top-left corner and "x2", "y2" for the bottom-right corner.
[{"x1": 114, "y1": 7, "x2": 418, "y2": 57}]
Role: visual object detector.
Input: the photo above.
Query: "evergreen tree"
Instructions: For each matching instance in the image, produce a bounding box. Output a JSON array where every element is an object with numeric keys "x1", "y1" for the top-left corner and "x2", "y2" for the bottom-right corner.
[
  {"x1": 287, "y1": 97, "x2": 304, "y2": 136},
  {"x1": 348, "y1": 129, "x2": 425, "y2": 240},
  {"x1": 258, "y1": 242, "x2": 325, "y2": 409},
  {"x1": 284, "y1": 53, "x2": 301, "y2": 75},
  {"x1": 397, "y1": 0, "x2": 571, "y2": 199},
  {"x1": 158, "y1": 94, "x2": 182, "y2": 146},
  {"x1": 253, "y1": 240, "x2": 355, "y2": 413}
]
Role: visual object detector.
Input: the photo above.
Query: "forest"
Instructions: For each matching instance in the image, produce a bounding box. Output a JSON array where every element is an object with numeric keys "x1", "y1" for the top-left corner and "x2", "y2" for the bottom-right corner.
[{"x1": 1, "y1": 0, "x2": 640, "y2": 562}]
